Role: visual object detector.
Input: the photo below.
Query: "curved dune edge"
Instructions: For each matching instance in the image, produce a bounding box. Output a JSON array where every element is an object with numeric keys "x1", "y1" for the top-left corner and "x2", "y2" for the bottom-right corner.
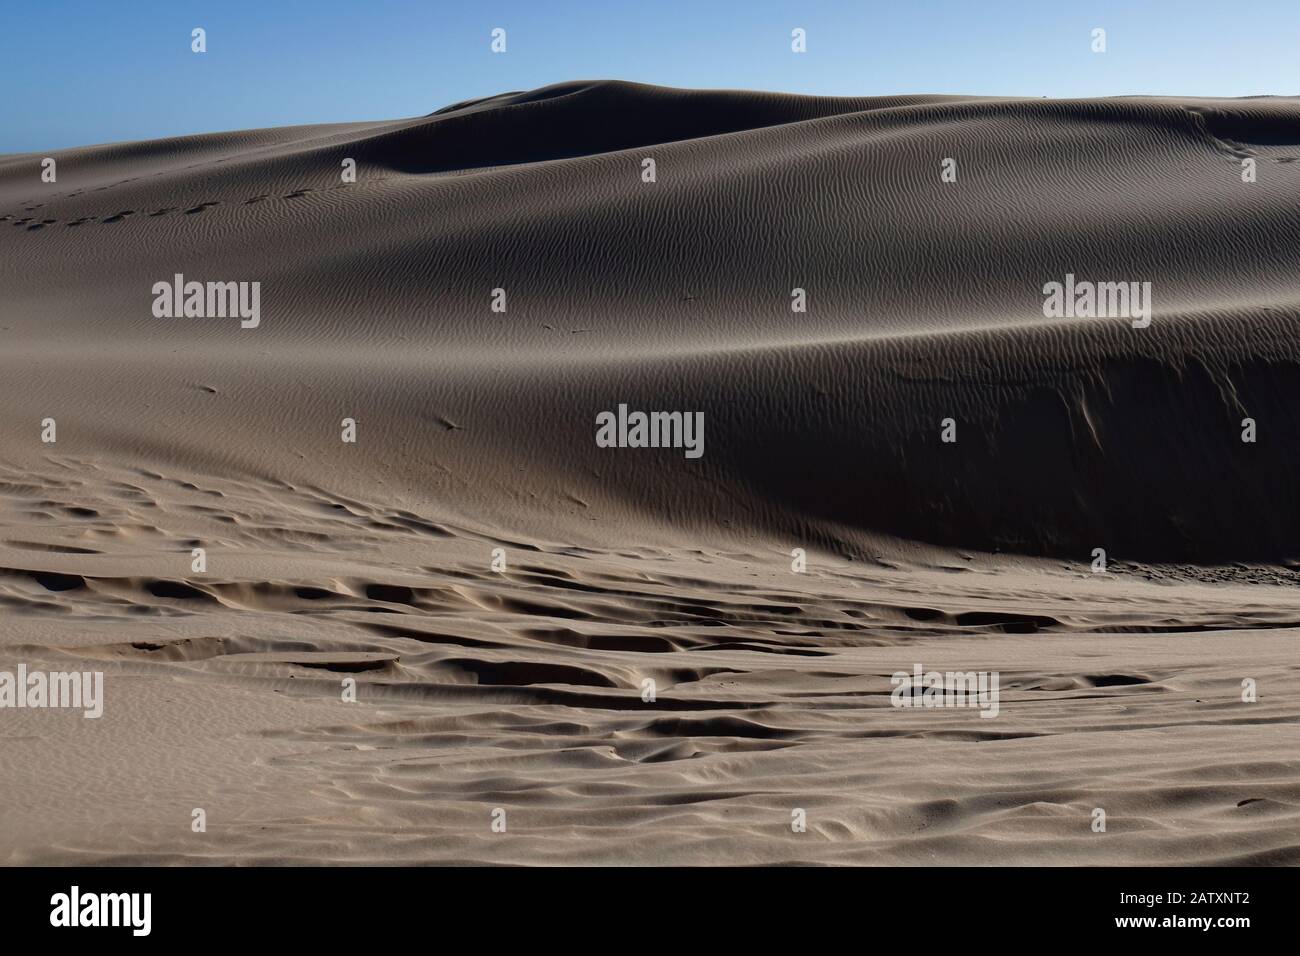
[{"x1": 5, "y1": 81, "x2": 1300, "y2": 560}]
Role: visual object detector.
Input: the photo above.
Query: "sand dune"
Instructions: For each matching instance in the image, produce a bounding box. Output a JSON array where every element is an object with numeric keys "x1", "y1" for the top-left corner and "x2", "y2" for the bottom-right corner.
[{"x1": 2, "y1": 82, "x2": 1299, "y2": 864}]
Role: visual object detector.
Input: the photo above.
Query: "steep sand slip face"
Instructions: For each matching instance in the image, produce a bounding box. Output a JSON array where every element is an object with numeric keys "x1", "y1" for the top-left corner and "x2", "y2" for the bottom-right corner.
[{"x1": 2, "y1": 82, "x2": 1299, "y2": 864}]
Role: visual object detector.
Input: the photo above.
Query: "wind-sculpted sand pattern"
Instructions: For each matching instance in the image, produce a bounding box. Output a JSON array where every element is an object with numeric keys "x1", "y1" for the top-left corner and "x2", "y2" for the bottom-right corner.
[
  {"x1": 1, "y1": 461, "x2": 1298, "y2": 865},
  {"x1": 3, "y1": 82, "x2": 1300, "y2": 865}
]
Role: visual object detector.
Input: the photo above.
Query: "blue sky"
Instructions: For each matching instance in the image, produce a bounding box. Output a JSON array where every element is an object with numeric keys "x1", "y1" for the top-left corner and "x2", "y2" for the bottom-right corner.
[{"x1": 4, "y1": 0, "x2": 1296, "y2": 152}]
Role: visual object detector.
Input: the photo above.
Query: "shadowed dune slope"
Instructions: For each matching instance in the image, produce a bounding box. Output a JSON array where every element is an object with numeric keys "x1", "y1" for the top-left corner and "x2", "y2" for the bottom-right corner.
[
  {"x1": 6, "y1": 82, "x2": 1300, "y2": 868},
  {"x1": 4, "y1": 81, "x2": 1300, "y2": 560}
]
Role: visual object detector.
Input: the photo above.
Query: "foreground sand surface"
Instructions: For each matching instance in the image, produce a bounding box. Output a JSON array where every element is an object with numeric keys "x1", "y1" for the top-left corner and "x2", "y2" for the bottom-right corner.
[{"x1": 2, "y1": 82, "x2": 1299, "y2": 864}]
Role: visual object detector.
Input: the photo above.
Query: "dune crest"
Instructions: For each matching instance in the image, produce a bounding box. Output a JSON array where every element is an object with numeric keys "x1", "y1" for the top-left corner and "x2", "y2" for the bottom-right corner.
[{"x1": 4, "y1": 82, "x2": 1300, "y2": 558}]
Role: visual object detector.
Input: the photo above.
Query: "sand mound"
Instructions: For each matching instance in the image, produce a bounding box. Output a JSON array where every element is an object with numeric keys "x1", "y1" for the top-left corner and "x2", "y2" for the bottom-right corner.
[
  {"x1": 3, "y1": 82, "x2": 1300, "y2": 864},
  {"x1": 5, "y1": 81, "x2": 1300, "y2": 559}
]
